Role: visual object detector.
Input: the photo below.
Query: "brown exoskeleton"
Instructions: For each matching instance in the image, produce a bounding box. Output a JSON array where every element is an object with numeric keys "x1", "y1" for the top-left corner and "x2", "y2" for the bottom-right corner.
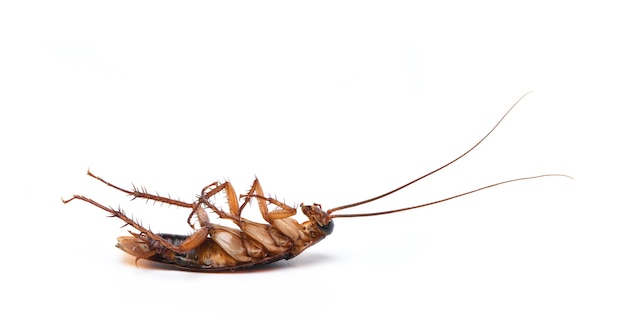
[{"x1": 62, "y1": 93, "x2": 570, "y2": 271}]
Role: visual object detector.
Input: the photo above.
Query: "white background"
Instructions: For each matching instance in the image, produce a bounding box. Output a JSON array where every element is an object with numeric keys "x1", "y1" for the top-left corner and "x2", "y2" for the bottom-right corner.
[{"x1": 1, "y1": 1, "x2": 623, "y2": 332}]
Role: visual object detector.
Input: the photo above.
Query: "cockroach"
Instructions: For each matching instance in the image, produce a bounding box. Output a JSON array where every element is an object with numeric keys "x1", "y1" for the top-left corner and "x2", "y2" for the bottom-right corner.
[{"x1": 62, "y1": 93, "x2": 569, "y2": 272}]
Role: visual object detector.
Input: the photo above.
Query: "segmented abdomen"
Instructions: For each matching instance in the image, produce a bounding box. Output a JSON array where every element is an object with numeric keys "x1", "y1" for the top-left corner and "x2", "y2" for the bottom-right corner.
[{"x1": 141, "y1": 217, "x2": 325, "y2": 271}]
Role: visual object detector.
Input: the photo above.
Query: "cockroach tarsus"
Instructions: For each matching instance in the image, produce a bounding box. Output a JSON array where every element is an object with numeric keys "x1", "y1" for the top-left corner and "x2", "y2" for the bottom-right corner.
[{"x1": 62, "y1": 93, "x2": 571, "y2": 272}]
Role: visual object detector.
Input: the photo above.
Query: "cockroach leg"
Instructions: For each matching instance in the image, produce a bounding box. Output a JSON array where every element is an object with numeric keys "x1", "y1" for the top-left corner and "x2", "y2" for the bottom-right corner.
[
  {"x1": 200, "y1": 179, "x2": 305, "y2": 246},
  {"x1": 196, "y1": 181, "x2": 253, "y2": 235},
  {"x1": 87, "y1": 169, "x2": 195, "y2": 209},
  {"x1": 238, "y1": 178, "x2": 262, "y2": 215},
  {"x1": 87, "y1": 170, "x2": 201, "y2": 230},
  {"x1": 62, "y1": 195, "x2": 210, "y2": 254},
  {"x1": 200, "y1": 181, "x2": 241, "y2": 217},
  {"x1": 240, "y1": 178, "x2": 297, "y2": 222}
]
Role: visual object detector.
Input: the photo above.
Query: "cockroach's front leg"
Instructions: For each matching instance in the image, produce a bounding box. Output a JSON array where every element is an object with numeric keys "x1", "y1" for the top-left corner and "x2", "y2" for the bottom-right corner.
[
  {"x1": 62, "y1": 195, "x2": 210, "y2": 254},
  {"x1": 239, "y1": 178, "x2": 297, "y2": 221},
  {"x1": 237, "y1": 179, "x2": 313, "y2": 243}
]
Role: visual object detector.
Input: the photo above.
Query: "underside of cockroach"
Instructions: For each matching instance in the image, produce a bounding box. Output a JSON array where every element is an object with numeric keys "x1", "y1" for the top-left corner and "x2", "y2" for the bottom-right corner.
[
  {"x1": 120, "y1": 234, "x2": 292, "y2": 272},
  {"x1": 62, "y1": 93, "x2": 569, "y2": 272},
  {"x1": 63, "y1": 174, "x2": 335, "y2": 271}
]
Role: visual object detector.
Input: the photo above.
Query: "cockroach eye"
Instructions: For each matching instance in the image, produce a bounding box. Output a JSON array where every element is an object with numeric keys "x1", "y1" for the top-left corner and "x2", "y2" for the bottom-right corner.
[{"x1": 320, "y1": 220, "x2": 334, "y2": 235}]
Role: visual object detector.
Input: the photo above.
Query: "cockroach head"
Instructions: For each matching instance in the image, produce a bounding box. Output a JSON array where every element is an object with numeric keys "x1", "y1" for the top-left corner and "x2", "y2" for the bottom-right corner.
[{"x1": 300, "y1": 203, "x2": 334, "y2": 235}]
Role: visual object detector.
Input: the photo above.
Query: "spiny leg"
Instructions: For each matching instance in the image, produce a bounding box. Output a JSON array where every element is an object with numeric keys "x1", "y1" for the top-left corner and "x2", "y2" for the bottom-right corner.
[
  {"x1": 62, "y1": 195, "x2": 209, "y2": 254},
  {"x1": 239, "y1": 178, "x2": 297, "y2": 223},
  {"x1": 198, "y1": 181, "x2": 243, "y2": 226},
  {"x1": 197, "y1": 179, "x2": 297, "y2": 227},
  {"x1": 197, "y1": 180, "x2": 298, "y2": 254},
  {"x1": 87, "y1": 170, "x2": 198, "y2": 231},
  {"x1": 87, "y1": 169, "x2": 194, "y2": 209}
]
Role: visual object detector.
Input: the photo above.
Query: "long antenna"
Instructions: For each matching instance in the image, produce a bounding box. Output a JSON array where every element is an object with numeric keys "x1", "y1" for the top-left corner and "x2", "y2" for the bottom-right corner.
[
  {"x1": 328, "y1": 92, "x2": 533, "y2": 214},
  {"x1": 329, "y1": 174, "x2": 571, "y2": 219}
]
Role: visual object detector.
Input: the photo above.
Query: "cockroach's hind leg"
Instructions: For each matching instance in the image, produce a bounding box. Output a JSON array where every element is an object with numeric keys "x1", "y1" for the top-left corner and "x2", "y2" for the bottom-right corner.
[
  {"x1": 86, "y1": 170, "x2": 194, "y2": 209},
  {"x1": 64, "y1": 195, "x2": 210, "y2": 254},
  {"x1": 63, "y1": 195, "x2": 164, "y2": 242},
  {"x1": 61, "y1": 195, "x2": 76, "y2": 204}
]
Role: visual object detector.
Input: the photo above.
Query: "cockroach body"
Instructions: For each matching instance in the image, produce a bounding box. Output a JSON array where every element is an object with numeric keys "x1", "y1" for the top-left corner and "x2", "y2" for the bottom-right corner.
[
  {"x1": 66, "y1": 175, "x2": 335, "y2": 271},
  {"x1": 62, "y1": 93, "x2": 569, "y2": 272}
]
